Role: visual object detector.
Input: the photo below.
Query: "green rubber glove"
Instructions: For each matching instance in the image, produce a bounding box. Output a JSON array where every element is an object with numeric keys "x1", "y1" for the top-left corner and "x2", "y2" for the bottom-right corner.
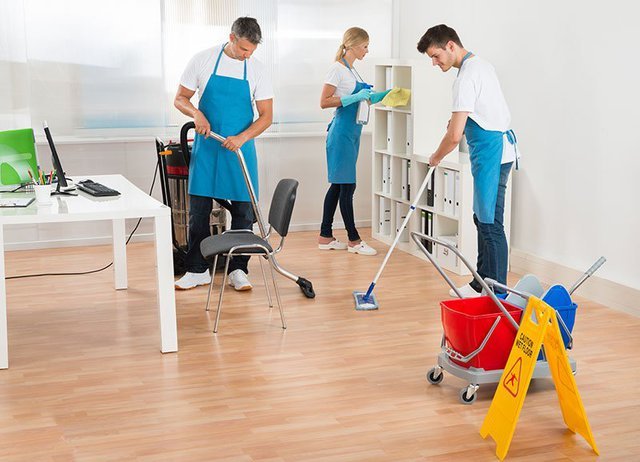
[
  {"x1": 369, "y1": 89, "x2": 392, "y2": 104},
  {"x1": 340, "y1": 88, "x2": 372, "y2": 107}
]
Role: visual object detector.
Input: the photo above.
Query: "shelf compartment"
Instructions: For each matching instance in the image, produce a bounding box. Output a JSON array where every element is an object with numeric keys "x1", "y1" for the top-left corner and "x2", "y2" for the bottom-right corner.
[{"x1": 391, "y1": 66, "x2": 412, "y2": 110}]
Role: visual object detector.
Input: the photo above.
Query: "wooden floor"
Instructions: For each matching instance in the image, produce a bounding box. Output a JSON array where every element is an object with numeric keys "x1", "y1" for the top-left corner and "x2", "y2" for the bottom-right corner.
[{"x1": 1, "y1": 230, "x2": 639, "y2": 461}]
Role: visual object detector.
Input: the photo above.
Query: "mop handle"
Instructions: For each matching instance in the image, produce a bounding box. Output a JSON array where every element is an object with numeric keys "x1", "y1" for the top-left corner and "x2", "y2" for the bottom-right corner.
[
  {"x1": 568, "y1": 256, "x2": 606, "y2": 295},
  {"x1": 367, "y1": 165, "x2": 435, "y2": 294}
]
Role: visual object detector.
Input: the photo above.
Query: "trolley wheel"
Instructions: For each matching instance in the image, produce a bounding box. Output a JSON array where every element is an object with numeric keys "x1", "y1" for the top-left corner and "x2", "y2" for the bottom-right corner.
[
  {"x1": 426, "y1": 367, "x2": 444, "y2": 385},
  {"x1": 459, "y1": 387, "x2": 477, "y2": 405}
]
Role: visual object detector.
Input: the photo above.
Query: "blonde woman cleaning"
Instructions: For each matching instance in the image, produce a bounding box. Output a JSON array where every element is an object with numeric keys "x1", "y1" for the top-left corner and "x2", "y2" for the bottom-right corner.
[{"x1": 317, "y1": 27, "x2": 389, "y2": 256}]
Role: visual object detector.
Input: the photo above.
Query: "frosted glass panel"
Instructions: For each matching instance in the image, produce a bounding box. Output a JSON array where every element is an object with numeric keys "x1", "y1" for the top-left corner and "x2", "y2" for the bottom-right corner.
[
  {"x1": 1, "y1": 0, "x2": 393, "y2": 134},
  {"x1": 162, "y1": 0, "x2": 277, "y2": 129},
  {"x1": 0, "y1": 1, "x2": 30, "y2": 129},
  {"x1": 22, "y1": 0, "x2": 164, "y2": 134},
  {"x1": 275, "y1": 0, "x2": 392, "y2": 125}
]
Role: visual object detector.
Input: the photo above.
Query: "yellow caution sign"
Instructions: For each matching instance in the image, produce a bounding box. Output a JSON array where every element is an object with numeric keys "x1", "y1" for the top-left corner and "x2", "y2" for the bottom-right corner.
[
  {"x1": 480, "y1": 297, "x2": 552, "y2": 460},
  {"x1": 479, "y1": 296, "x2": 598, "y2": 460},
  {"x1": 543, "y1": 306, "x2": 599, "y2": 455}
]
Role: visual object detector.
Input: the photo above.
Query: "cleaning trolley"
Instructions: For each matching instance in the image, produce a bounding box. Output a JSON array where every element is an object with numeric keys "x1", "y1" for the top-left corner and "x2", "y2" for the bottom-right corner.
[{"x1": 410, "y1": 231, "x2": 604, "y2": 404}]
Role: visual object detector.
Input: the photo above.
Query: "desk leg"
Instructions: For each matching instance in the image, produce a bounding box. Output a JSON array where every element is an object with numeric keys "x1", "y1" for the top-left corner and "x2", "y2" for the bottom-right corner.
[
  {"x1": 112, "y1": 219, "x2": 128, "y2": 290},
  {"x1": 155, "y1": 214, "x2": 177, "y2": 353},
  {"x1": 0, "y1": 225, "x2": 8, "y2": 369}
]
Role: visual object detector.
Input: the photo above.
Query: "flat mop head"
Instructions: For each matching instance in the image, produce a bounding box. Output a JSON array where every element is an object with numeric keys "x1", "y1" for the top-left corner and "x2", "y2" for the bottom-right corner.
[{"x1": 353, "y1": 291, "x2": 379, "y2": 311}]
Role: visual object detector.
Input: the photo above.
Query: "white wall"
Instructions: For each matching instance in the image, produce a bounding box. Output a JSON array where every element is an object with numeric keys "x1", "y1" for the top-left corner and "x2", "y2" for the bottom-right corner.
[
  {"x1": 3, "y1": 134, "x2": 372, "y2": 250},
  {"x1": 395, "y1": 0, "x2": 640, "y2": 291}
]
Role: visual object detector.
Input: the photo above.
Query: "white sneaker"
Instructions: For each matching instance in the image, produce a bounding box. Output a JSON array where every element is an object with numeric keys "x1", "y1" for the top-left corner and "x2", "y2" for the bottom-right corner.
[
  {"x1": 348, "y1": 241, "x2": 378, "y2": 256},
  {"x1": 175, "y1": 270, "x2": 211, "y2": 290},
  {"x1": 228, "y1": 269, "x2": 252, "y2": 291},
  {"x1": 318, "y1": 239, "x2": 348, "y2": 250},
  {"x1": 449, "y1": 283, "x2": 481, "y2": 298}
]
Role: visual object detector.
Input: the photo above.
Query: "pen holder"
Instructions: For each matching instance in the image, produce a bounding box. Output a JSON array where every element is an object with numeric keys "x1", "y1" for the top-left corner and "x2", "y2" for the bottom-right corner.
[{"x1": 34, "y1": 184, "x2": 52, "y2": 205}]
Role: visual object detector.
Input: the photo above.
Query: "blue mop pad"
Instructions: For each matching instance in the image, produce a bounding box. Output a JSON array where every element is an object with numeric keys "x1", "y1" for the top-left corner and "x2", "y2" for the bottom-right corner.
[{"x1": 353, "y1": 291, "x2": 379, "y2": 311}]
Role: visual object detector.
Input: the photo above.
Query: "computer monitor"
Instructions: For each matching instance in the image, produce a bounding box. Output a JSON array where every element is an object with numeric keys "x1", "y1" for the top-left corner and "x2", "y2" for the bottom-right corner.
[
  {"x1": 43, "y1": 121, "x2": 76, "y2": 196},
  {"x1": 0, "y1": 128, "x2": 40, "y2": 191}
]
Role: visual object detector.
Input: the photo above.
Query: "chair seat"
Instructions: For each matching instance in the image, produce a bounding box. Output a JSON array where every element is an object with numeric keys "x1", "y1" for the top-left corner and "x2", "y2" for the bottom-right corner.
[{"x1": 200, "y1": 231, "x2": 273, "y2": 259}]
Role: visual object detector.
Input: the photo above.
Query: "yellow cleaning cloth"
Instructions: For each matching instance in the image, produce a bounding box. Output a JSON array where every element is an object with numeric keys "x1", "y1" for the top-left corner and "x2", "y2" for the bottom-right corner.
[{"x1": 381, "y1": 88, "x2": 411, "y2": 107}]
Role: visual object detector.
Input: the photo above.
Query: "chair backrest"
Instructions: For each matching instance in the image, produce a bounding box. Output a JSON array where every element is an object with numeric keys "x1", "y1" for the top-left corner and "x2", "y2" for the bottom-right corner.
[{"x1": 268, "y1": 179, "x2": 298, "y2": 237}]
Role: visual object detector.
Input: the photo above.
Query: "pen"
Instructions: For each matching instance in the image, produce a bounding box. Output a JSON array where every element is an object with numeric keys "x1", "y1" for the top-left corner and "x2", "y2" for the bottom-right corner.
[
  {"x1": 49, "y1": 170, "x2": 53, "y2": 185},
  {"x1": 27, "y1": 169, "x2": 36, "y2": 185},
  {"x1": 39, "y1": 169, "x2": 44, "y2": 186}
]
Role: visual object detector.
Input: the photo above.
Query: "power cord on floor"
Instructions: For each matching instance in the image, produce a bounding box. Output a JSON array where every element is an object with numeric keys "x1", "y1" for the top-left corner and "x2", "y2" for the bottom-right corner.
[{"x1": 5, "y1": 160, "x2": 160, "y2": 280}]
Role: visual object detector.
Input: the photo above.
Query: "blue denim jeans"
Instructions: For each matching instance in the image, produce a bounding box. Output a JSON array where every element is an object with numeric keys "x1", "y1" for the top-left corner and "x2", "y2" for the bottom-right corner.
[
  {"x1": 185, "y1": 195, "x2": 253, "y2": 274},
  {"x1": 320, "y1": 183, "x2": 360, "y2": 242},
  {"x1": 469, "y1": 162, "x2": 513, "y2": 292}
]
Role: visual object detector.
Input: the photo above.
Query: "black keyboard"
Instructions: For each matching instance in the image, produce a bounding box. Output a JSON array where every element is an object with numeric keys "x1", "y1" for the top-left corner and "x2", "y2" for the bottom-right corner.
[{"x1": 77, "y1": 179, "x2": 121, "y2": 197}]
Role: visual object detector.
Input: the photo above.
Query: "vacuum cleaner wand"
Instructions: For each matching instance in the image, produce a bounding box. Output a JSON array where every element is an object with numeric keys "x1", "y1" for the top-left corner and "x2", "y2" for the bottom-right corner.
[{"x1": 188, "y1": 124, "x2": 316, "y2": 299}]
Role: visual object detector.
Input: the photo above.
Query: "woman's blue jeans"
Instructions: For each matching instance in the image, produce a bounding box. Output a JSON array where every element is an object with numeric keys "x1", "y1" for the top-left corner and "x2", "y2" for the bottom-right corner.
[{"x1": 469, "y1": 162, "x2": 513, "y2": 292}]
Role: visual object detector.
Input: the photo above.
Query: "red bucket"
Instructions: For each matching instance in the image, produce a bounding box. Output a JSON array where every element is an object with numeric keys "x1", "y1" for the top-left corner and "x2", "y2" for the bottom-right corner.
[{"x1": 441, "y1": 296, "x2": 523, "y2": 371}]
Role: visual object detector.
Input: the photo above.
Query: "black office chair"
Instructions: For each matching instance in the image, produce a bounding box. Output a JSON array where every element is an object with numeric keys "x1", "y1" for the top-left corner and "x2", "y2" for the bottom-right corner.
[{"x1": 200, "y1": 179, "x2": 298, "y2": 333}]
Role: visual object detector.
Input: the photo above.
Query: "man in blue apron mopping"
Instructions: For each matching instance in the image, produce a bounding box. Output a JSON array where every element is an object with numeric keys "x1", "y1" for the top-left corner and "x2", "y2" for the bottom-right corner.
[
  {"x1": 417, "y1": 24, "x2": 519, "y2": 298},
  {"x1": 174, "y1": 17, "x2": 273, "y2": 291}
]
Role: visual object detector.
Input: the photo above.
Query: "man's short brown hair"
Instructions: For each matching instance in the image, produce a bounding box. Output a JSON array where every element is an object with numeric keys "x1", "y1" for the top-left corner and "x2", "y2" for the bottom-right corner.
[{"x1": 417, "y1": 24, "x2": 463, "y2": 54}]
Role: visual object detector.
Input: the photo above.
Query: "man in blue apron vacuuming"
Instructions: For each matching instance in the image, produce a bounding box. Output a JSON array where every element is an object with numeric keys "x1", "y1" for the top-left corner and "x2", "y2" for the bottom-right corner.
[
  {"x1": 173, "y1": 17, "x2": 274, "y2": 291},
  {"x1": 417, "y1": 24, "x2": 519, "y2": 298}
]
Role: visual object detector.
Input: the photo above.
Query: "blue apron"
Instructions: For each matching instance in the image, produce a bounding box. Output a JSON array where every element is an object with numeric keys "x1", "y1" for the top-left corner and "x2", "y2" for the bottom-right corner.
[
  {"x1": 459, "y1": 52, "x2": 517, "y2": 223},
  {"x1": 188, "y1": 43, "x2": 258, "y2": 201},
  {"x1": 325, "y1": 59, "x2": 370, "y2": 184}
]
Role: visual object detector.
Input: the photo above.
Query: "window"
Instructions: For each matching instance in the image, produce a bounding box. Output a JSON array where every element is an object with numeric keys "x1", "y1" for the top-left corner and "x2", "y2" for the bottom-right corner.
[{"x1": 1, "y1": 0, "x2": 392, "y2": 136}]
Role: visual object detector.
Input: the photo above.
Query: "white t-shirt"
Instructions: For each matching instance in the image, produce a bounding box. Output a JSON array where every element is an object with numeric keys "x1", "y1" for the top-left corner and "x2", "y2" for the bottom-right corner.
[
  {"x1": 325, "y1": 61, "x2": 365, "y2": 97},
  {"x1": 453, "y1": 56, "x2": 516, "y2": 164},
  {"x1": 180, "y1": 44, "x2": 274, "y2": 103}
]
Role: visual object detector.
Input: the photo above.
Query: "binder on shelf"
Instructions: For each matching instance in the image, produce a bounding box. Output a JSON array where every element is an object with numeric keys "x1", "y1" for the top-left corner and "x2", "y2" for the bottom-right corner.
[
  {"x1": 443, "y1": 169, "x2": 455, "y2": 215},
  {"x1": 427, "y1": 211, "x2": 433, "y2": 253},
  {"x1": 401, "y1": 159, "x2": 409, "y2": 200},
  {"x1": 382, "y1": 155, "x2": 390, "y2": 194},
  {"x1": 407, "y1": 160, "x2": 411, "y2": 200},
  {"x1": 421, "y1": 210, "x2": 434, "y2": 253},
  {"x1": 386, "y1": 112, "x2": 393, "y2": 152},
  {"x1": 406, "y1": 115, "x2": 413, "y2": 155},
  {"x1": 395, "y1": 203, "x2": 409, "y2": 242},
  {"x1": 385, "y1": 67, "x2": 393, "y2": 90},
  {"x1": 426, "y1": 169, "x2": 435, "y2": 206},
  {"x1": 453, "y1": 170, "x2": 461, "y2": 216},
  {"x1": 379, "y1": 197, "x2": 391, "y2": 235},
  {"x1": 436, "y1": 234, "x2": 459, "y2": 269}
]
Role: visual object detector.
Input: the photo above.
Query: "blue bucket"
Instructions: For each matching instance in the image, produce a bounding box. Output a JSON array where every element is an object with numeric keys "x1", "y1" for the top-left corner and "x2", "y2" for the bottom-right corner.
[
  {"x1": 542, "y1": 285, "x2": 577, "y2": 348},
  {"x1": 497, "y1": 285, "x2": 577, "y2": 355}
]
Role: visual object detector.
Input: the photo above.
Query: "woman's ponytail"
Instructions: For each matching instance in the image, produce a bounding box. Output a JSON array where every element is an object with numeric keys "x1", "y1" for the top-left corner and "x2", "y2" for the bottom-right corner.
[{"x1": 334, "y1": 43, "x2": 346, "y2": 62}]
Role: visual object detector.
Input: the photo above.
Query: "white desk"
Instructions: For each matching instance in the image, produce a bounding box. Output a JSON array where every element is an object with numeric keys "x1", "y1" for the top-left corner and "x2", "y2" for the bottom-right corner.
[{"x1": 0, "y1": 174, "x2": 177, "y2": 368}]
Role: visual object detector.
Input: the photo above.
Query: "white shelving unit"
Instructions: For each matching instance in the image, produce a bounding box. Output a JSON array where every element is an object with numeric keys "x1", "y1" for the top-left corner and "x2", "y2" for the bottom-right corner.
[{"x1": 371, "y1": 60, "x2": 511, "y2": 276}]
